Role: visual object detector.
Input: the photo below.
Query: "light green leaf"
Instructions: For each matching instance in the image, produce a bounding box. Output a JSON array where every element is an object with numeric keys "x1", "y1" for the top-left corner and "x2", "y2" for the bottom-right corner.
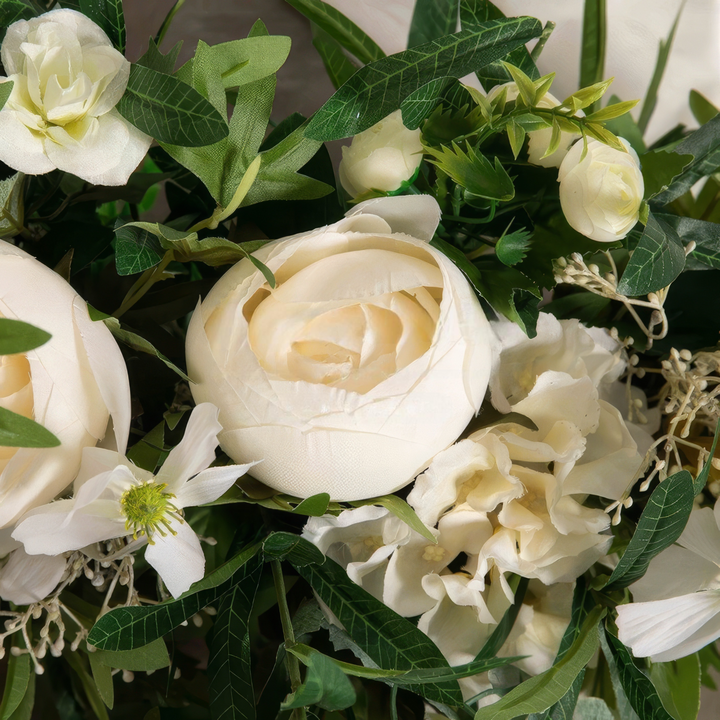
[
  {"x1": 0, "y1": 318, "x2": 50, "y2": 355},
  {"x1": 65, "y1": 651, "x2": 109, "y2": 720},
  {"x1": 296, "y1": 557, "x2": 464, "y2": 706},
  {"x1": 689, "y1": 89, "x2": 719, "y2": 126},
  {"x1": 87, "y1": 653, "x2": 114, "y2": 710},
  {"x1": 282, "y1": 651, "x2": 357, "y2": 712},
  {"x1": 311, "y1": 24, "x2": 359, "y2": 90},
  {"x1": 600, "y1": 627, "x2": 674, "y2": 720},
  {"x1": 208, "y1": 554, "x2": 263, "y2": 720},
  {"x1": 409, "y1": 0, "x2": 459, "y2": 47},
  {"x1": 562, "y1": 78, "x2": 613, "y2": 113},
  {"x1": 474, "y1": 608, "x2": 605, "y2": 720},
  {"x1": 117, "y1": 64, "x2": 229, "y2": 147},
  {"x1": 0, "y1": 80, "x2": 13, "y2": 113},
  {"x1": 284, "y1": 0, "x2": 384, "y2": 65},
  {"x1": 0, "y1": 172, "x2": 25, "y2": 239},
  {"x1": 0, "y1": 652, "x2": 32, "y2": 720},
  {"x1": 305, "y1": 16, "x2": 543, "y2": 141},
  {"x1": 573, "y1": 698, "x2": 615, "y2": 720},
  {"x1": 0, "y1": 407, "x2": 61, "y2": 449},
  {"x1": 604, "y1": 470, "x2": 694, "y2": 590},
  {"x1": 291, "y1": 493, "x2": 331, "y2": 517},
  {"x1": 350, "y1": 494, "x2": 436, "y2": 545},
  {"x1": 114, "y1": 225, "x2": 164, "y2": 276},
  {"x1": 79, "y1": 0, "x2": 125, "y2": 52},
  {"x1": 3, "y1": 663, "x2": 34, "y2": 720},
  {"x1": 637, "y1": 0, "x2": 685, "y2": 135},
  {"x1": 262, "y1": 532, "x2": 326, "y2": 567},
  {"x1": 94, "y1": 638, "x2": 171, "y2": 672},
  {"x1": 580, "y1": 0, "x2": 606, "y2": 89},
  {"x1": 616, "y1": 214, "x2": 686, "y2": 296},
  {"x1": 585, "y1": 99, "x2": 640, "y2": 123},
  {"x1": 506, "y1": 120, "x2": 526, "y2": 158},
  {"x1": 640, "y1": 149, "x2": 694, "y2": 200},
  {"x1": 87, "y1": 543, "x2": 261, "y2": 651},
  {"x1": 136, "y1": 38, "x2": 182, "y2": 75},
  {"x1": 649, "y1": 654, "x2": 701, "y2": 720}
]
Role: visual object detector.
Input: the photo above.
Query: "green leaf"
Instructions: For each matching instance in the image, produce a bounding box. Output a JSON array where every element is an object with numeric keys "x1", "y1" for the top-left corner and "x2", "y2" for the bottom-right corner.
[
  {"x1": 460, "y1": 0, "x2": 539, "y2": 90},
  {"x1": 604, "y1": 94, "x2": 646, "y2": 154},
  {"x1": 641, "y1": 149, "x2": 694, "y2": 200},
  {"x1": 573, "y1": 698, "x2": 615, "y2": 720},
  {"x1": 616, "y1": 214, "x2": 686, "y2": 296},
  {"x1": 689, "y1": 90, "x2": 719, "y2": 126},
  {"x1": 349, "y1": 493, "x2": 437, "y2": 545},
  {"x1": 93, "y1": 638, "x2": 170, "y2": 672},
  {"x1": 114, "y1": 225, "x2": 164, "y2": 276},
  {"x1": 87, "y1": 653, "x2": 114, "y2": 710},
  {"x1": 284, "y1": 0, "x2": 384, "y2": 65},
  {"x1": 409, "y1": 0, "x2": 459, "y2": 47},
  {"x1": 585, "y1": 99, "x2": 639, "y2": 123},
  {"x1": 400, "y1": 76, "x2": 455, "y2": 130},
  {"x1": 426, "y1": 143, "x2": 514, "y2": 201},
  {"x1": 64, "y1": 651, "x2": 109, "y2": 720},
  {"x1": 600, "y1": 627, "x2": 674, "y2": 720},
  {"x1": 87, "y1": 543, "x2": 261, "y2": 651},
  {"x1": 305, "y1": 16, "x2": 543, "y2": 141},
  {"x1": 2, "y1": 661, "x2": 34, "y2": 720},
  {"x1": 0, "y1": 407, "x2": 61, "y2": 449},
  {"x1": 262, "y1": 532, "x2": 326, "y2": 567},
  {"x1": 654, "y1": 114, "x2": 720, "y2": 204},
  {"x1": 0, "y1": 80, "x2": 13, "y2": 113},
  {"x1": 506, "y1": 120, "x2": 527, "y2": 158},
  {"x1": 136, "y1": 37, "x2": 182, "y2": 75},
  {"x1": 604, "y1": 470, "x2": 694, "y2": 590},
  {"x1": 649, "y1": 654, "x2": 701, "y2": 720},
  {"x1": 296, "y1": 557, "x2": 464, "y2": 706},
  {"x1": 637, "y1": 1, "x2": 684, "y2": 135},
  {"x1": 474, "y1": 607, "x2": 605, "y2": 720},
  {"x1": 79, "y1": 0, "x2": 125, "y2": 53},
  {"x1": 117, "y1": 64, "x2": 229, "y2": 147},
  {"x1": 496, "y1": 227, "x2": 532, "y2": 266},
  {"x1": 311, "y1": 25, "x2": 358, "y2": 90},
  {"x1": 580, "y1": 0, "x2": 606, "y2": 89},
  {"x1": 282, "y1": 651, "x2": 357, "y2": 712},
  {"x1": 562, "y1": 78, "x2": 613, "y2": 113},
  {"x1": 692, "y1": 419, "x2": 720, "y2": 495},
  {"x1": 0, "y1": 652, "x2": 32, "y2": 720},
  {"x1": 291, "y1": 493, "x2": 331, "y2": 517},
  {"x1": 208, "y1": 554, "x2": 263, "y2": 720},
  {"x1": 0, "y1": 318, "x2": 50, "y2": 355},
  {"x1": 0, "y1": 171, "x2": 25, "y2": 238},
  {"x1": 126, "y1": 420, "x2": 165, "y2": 473},
  {"x1": 101, "y1": 316, "x2": 190, "y2": 382},
  {"x1": 656, "y1": 214, "x2": 720, "y2": 271}
]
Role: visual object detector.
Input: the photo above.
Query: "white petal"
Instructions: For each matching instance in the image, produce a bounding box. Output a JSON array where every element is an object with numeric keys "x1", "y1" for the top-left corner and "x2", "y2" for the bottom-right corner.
[
  {"x1": 0, "y1": 109, "x2": 55, "y2": 174},
  {"x1": 0, "y1": 549, "x2": 66, "y2": 605},
  {"x1": 145, "y1": 520, "x2": 205, "y2": 598},
  {"x1": 156, "y1": 403, "x2": 222, "y2": 493},
  {"x1": 175, "y1": 461, "x2": 260, "y2": 509},
  {"x1": 345, "y1": 195, "x2": 441, "y2": 242}
]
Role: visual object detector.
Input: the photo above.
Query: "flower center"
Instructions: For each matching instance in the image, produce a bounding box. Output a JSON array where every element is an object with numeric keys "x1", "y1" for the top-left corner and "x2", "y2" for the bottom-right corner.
[
  {"x1": 422, "y1": 545, "x2": 446, "y2": 562},
  {"x1": 120, "y1": 481, "x2": 181, "y2": 543}
]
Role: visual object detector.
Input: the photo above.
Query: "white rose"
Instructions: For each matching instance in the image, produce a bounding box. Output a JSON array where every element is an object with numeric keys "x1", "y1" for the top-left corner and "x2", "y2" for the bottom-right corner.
[
  {"x1": 339, "y1": 110, "x2": 424, "y2": 198},
  {"x1": 487, "y1": 83, "x2": 578, "y2": 168},
  {"x1": 558, "y1": 137, "x2": 644, "y2": 242},
  {"x1": 0, "y1": 240, "x2": 131, "y2": 527},
  {"x1": 0, "y1": 9, "x2": 151, "y2": 186},
  {"x1": 186, "y1": 195, "x2": 495, "y2": 501}
]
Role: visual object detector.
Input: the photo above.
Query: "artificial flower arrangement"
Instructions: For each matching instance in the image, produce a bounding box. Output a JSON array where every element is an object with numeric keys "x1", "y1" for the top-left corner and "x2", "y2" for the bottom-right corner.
[{"x1": 0, "y1": 0, "x2": 719, "y2": 719}]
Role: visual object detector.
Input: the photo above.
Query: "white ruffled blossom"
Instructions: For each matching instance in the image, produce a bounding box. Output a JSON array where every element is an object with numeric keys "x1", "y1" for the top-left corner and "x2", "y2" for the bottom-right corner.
[
  {"x1": 0, "y1": 240, "x2": 131, "y2": 528},
  {"x1": 617, "y1": 498, "x2": 720, "y2": 661},
  {"x1": 558, "y1": 137, "x2": 644, "y2": 243},
  {"x1": 12, "y1": 404, "x2": 259, "y2": 598},
  {"x1": 186, "y1": 195, "x2": 495, "y2": 501},
  {"x1": 0, "y1": 9, "x2": 151, "y2": 185},
  {"x1": 339, "y1": 110, "x2": 423, "y2": 197}
]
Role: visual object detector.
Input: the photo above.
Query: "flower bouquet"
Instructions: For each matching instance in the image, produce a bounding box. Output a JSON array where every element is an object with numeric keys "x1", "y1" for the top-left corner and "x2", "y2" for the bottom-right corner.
[{"x1": 0, "y1": 0, "x2": 719, "y2": 718}]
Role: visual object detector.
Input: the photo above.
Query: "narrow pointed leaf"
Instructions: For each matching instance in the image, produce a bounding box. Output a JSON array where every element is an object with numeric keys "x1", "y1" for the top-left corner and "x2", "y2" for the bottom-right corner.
[
  {"x1": 0, "y1": 407, "x2": 61, "y2": 449},
  {"x1": 0, "y1": 652, "x2": 32, "y2": 720},
  {"x1": 580, "y1": 0, "x2": 606, "y2": 89},
  {"x1": 0, "y1": 318, "x2": 50, "y2": 355}
]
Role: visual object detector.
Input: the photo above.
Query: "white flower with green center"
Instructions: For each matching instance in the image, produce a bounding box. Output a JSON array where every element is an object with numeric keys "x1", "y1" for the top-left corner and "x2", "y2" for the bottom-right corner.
[{"x1": 12, "y1": 403, "x2": 259, "y2": 598}]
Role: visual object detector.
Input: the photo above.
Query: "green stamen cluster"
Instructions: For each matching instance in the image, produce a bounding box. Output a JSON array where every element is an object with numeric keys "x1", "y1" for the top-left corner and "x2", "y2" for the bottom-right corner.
[{"x1": 120, "y1": 481, "x2": 181, "y2": 543}]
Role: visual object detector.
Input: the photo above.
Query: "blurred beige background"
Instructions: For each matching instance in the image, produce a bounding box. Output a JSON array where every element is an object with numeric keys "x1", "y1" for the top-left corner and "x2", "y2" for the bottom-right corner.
[{"x1": 123, "y1": 1, "x2": 720, "y2": 717}]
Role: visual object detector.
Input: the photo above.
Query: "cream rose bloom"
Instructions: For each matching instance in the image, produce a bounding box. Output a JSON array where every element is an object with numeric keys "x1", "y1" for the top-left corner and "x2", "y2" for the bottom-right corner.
[
  {"x1": 0, "y1": 240, "x2": 131, "y2": 528},
  {"x1": 186, "y1": 195, "x2": 495, "y2": 501},
  {"x1": 558, "y1": 137, "x2": 644, "y2": 242},
  {"x1": 339, "y1": 110, "x2": 424, "y2": 198},
  {"x1": 0, "y1": 9, "x2": 151, "y2": 186}
]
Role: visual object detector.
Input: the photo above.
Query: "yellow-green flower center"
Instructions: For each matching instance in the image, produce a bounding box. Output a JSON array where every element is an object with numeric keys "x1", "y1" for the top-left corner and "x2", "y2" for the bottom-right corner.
[{"x1": 120, "y1": 481, "x2": 181, "y2": 543}]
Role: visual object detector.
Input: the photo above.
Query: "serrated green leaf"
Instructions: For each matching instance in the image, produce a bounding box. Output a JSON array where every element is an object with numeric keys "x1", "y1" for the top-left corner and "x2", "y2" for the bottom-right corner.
[
  {"x1": 580, "y1": 0, "x2": 606, "y2": 90},
  {"x1": 305, "y1": 16, "x2": 543, "y2": 141},
  {"x1": 409, "y1": 0, "x2": 458, "y2": 47},
  {"x1": 0, "y1": 171, "x2": 25, "y2": 239},
  {"x1": 496, "y1": 227, "x2": 532, "y2": 266},
  {"x1": 311, "y1": 24, "x2": 358, "y2": 90},
  {"x1": 114, "y1": 225, "x2": 164, "y2": 276},
  {"x1": 604, "y1": 470, "x2": 694, "y2": 590},
  {"x1": 284, "y1": 0, "x2": 384, "y2": 65},
  {"x1": 117, "y1": 64, "x2": 229, "y2": 147},
  {"x1": 0, "y1": 318, "x2": 50, "y2": 355},
  {"x1": 79, "y1": 0, "x2": 125, "y2": 52},
  {"x1": 616, "y1": 214, "x2": 686, "y2": 296},
  {"x1": 0, "y1": 407, "x2": 61, "y2": 449},
  {"x1": 262, "y1": 532, "x2": 326, "y2": 567},
  {"x1": 282, "y1": 651, "x2": 357, "y2": 712},
  {"x1": 208, "y1": 554, "x2": 263, "y2": 720},
  {"x1": 0, "y1": 652, "x2": 32, "y2": 720},
  {"x1": 641, "y1": 149, "x2": 694, "y2": 200},
  {"x1": 87, "y1": 653, "x2": 114, "y2": 710},
  {"x1": 87, "y1": 543, "x2": 261, "y2": 651},
  {"x1": 474, "y1": 607, "x2": 605, "y2": 720},
  {"x1": 349, "y1": 494, "x2": 437, "y2": 545},
  {"x1": 136, "y1": 37, "x2": 182, "y2": 75},
  {"x1": 600, "y1": 627, "x2": 674, "y2": 720},
  {"x1": 689, "y1": 90, "x2": 719, "y2": 127},
  {"x1": 296, "y1": 557, "x2": 464, "y2": 706},
  {"x1": 426, "y1": 143, "x2": 514, "y2": 201}
]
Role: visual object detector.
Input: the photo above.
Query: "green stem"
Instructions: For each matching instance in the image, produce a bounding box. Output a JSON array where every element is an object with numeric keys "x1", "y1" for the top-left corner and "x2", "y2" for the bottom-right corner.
[
  {"x1": 155, "y1": 0, "x2": 187, "y2": 49},
  {"x1": 113, "y1": 251, "x2": 174, "y2": 318}
]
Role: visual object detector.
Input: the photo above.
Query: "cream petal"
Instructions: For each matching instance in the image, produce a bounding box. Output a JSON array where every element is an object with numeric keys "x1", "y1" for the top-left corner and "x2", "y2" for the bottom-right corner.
[
  {"x1": 0, "y1": 549, "x2": 66, "y2": 605},
  {"x1": 345, "y1": 195, "x2": 441, "y2": 242},
  {"x1": 0, "y1": 109, "x2": 55, "y2": 174},
  {"x1": 145, "y1": 520, "x2": 206, "y2": 598}
]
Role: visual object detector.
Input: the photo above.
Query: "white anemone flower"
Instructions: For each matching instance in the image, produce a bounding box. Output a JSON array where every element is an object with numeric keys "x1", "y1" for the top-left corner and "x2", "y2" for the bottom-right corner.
[{"x1": 12, "y1": 403, "x2": 259, "y2": 598}]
